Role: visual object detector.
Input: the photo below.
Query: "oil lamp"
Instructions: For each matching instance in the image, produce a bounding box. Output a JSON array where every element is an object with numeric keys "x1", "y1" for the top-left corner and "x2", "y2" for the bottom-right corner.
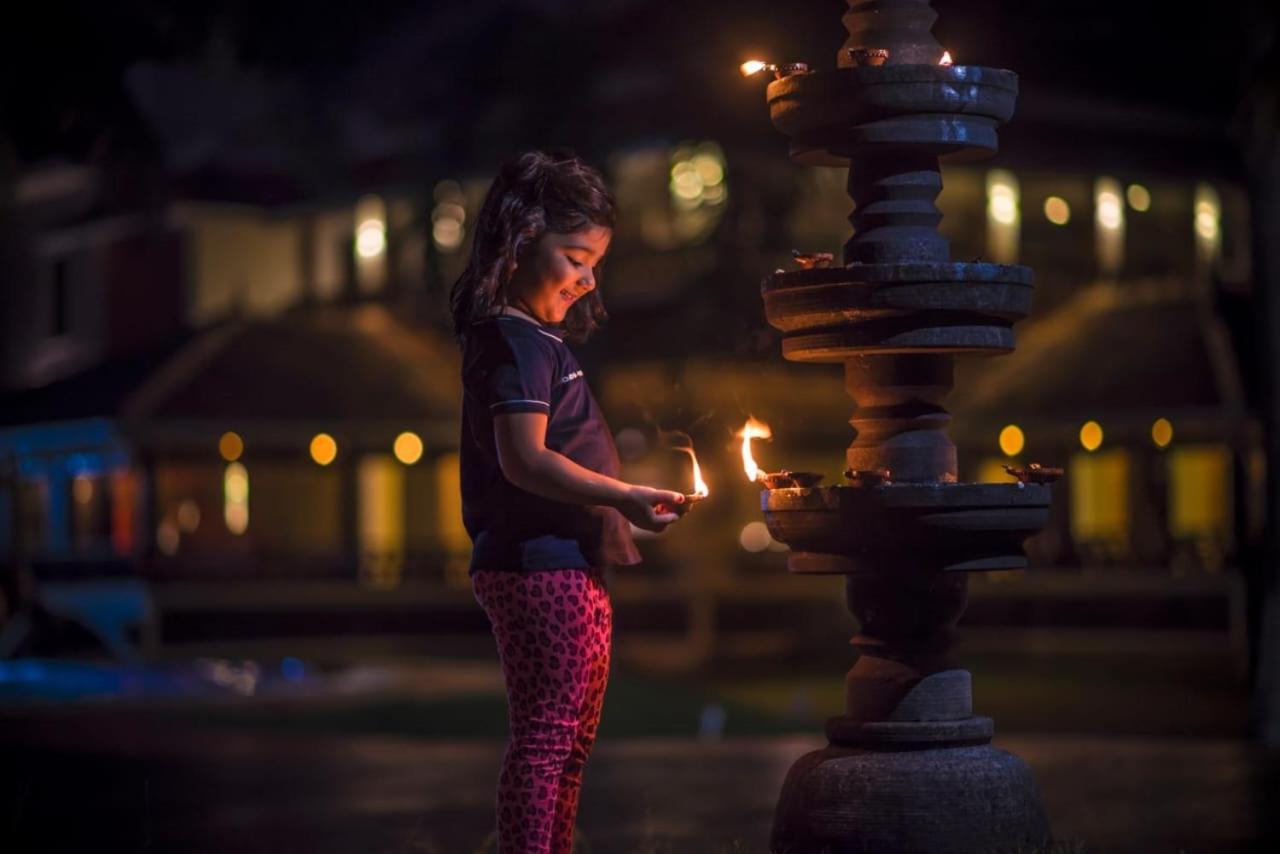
[
  {"x1": 739, "y1": 59, "x2": 811, "y2": 80},
  {"x1": 748, "y1": 2, "x2": 1060, "y2": 851}
]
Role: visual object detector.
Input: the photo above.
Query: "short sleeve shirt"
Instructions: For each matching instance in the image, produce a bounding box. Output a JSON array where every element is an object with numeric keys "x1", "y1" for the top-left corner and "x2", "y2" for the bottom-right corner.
[{"x1": 459, "y1": 312, "x2": 641, "y2": 574}]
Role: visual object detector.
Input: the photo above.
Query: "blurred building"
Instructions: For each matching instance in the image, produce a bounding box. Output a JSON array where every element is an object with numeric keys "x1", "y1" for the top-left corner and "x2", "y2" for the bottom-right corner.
[{"x1": 0, "y1": 3, "x2": 1260, "y2": 660}]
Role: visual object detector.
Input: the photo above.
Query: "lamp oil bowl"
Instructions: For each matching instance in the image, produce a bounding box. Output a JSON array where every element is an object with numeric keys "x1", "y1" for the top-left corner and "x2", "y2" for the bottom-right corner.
[
  {"x1": 1003, "y1": 462, "x2": 1065, "y2": 485},
  {"x1": 759, "y1": 470, "x2": 825, "y2": 489}
]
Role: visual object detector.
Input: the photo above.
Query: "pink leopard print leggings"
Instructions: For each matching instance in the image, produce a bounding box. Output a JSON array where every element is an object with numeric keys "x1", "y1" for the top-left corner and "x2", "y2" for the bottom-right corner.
[{"x1": 471, "y1": 567, "x2": 613, "y2": 854}]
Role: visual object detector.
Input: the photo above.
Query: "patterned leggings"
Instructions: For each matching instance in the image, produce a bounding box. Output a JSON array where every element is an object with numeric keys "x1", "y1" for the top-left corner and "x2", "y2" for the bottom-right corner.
[{"x1": 471, "y1": 567, "x2": 613, "y2": 854}]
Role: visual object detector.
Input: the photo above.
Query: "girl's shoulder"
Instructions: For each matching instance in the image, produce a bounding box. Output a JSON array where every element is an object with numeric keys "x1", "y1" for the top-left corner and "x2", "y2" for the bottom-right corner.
[{"x1": 464, "y1": 317, "x2": 567, "y2": 369}]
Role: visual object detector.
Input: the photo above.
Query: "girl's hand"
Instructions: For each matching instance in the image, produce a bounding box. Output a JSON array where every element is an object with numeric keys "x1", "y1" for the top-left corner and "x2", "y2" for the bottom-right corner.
[{"x1": 617, "y1": 486, "x2": 685, "y2": 532}]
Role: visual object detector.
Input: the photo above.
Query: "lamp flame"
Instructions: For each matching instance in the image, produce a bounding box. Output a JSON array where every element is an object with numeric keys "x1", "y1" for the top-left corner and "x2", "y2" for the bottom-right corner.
[
  {"x1": 737, "y1": 416, "x2": 773, "y2": 482},
  {"x1": 740, "y1": 59, "x2": 769, "y2": 77},
  {"x1": 939, "y1": 51, "x2": 953, "y2": 66},
  {"x1": 677, "y1": 447, "x2": 710, "y2": 497}
]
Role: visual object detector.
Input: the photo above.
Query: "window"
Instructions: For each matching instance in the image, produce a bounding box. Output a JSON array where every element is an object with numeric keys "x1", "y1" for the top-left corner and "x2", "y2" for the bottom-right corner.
[
  {"x1": 357, "y1": 454, "x2": 405, "y2": 590},
  {"x1": 1069, "y1": 449, "x2": 1130, "y2": 558},
  {"x1": 1167, "y1": 443, "x2": 1232, "y2": 571}
]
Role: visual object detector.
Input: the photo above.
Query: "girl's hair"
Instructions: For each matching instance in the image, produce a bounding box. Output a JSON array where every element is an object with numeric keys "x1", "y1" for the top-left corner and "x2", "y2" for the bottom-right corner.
[{"x1": 449, "y1": 149, "x2": 615, "y2": 344}]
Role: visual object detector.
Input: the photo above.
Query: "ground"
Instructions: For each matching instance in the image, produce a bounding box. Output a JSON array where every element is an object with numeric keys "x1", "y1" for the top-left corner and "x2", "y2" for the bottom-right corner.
[{"x1": 2, "y1": 638, "x2": 1278, "y2": 853}]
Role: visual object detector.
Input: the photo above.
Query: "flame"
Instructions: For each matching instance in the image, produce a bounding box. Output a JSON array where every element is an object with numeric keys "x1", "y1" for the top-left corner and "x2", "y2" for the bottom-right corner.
[
  {"x1": 740, "y1": 59, "x2": 768, "y2": 77},
  {"x1": 939, "y1": 51, "x2": 953, "y2": 66},
  {"x1": 737, "y1": 416, "x2": 773, "y2": 482},
  {"x1": 676, "y1": 447, "x2": 710, "y2": 497}
]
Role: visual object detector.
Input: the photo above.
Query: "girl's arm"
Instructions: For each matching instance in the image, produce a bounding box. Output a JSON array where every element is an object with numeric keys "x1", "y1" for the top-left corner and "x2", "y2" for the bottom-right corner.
[{"x1": 494, "y1": 412, "x2": 684, "y2": 532}]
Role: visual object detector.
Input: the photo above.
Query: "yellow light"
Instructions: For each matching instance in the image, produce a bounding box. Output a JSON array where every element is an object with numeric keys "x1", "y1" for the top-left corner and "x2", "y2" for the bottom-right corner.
[
  {"x1": 1096, "y1": 193, "x2": 1123, "y2": 230},
  {"x1": 393, "y1": 431, "x2": 424, "y2": 465},
  {"x1": 739, "y1": 521, "x2": 772, "y2": 552},
  {"x1": 1043, "y1": 197, "x2": 1070, "y2": 225},
  {"x1": 1127, "y1": 184, "x2": 1151, "y2": 212},
  {"x1": 356, "y1": 220, "x2": 386, "y2": 258},
  {"x1": 1195, "y1": 208, "x2": 1219, "y2": 241},
  {"x1": 989, "y1": 187, "x2": 1017, "y2": 225},
  {"x1": 310, "y1": 433, "x2": 338, "y2": 466},
  {"x1": 740, "y1": 60, "x2": 767, "y2": 76},
  {"x1": 224, "y1": 464, "x2": 249, "y2": 502},
  {"x1": 939, "y1": 51, "x2": 953, "y2": 66},
  {"x1": 693, "y1": 153, "x2": 724, "y2": 186},
  {"x1": 999, "y1": 425, "x2": 1025, "y2": 457},
  {"x1": 219, "y1": 431, "x2": 244, "y2": 462},
  {"x1": 1079, "y1": 420, "x2": 1104, "y2": 452},
  {"x1": 1151, "y1": 418, "x2": 1174, "y2": 449},
  {"x1": 670, "y1": 163, "x2": 703, "y2": 201},
  {"x1": 224, "y1": 462, "x2": 249, "y2": 535}
]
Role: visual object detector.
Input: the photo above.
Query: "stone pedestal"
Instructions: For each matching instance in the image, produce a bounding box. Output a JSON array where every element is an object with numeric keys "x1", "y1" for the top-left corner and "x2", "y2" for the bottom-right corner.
[{"x1": 750, "y1": 1, "x2": 1063, "y2": 851}]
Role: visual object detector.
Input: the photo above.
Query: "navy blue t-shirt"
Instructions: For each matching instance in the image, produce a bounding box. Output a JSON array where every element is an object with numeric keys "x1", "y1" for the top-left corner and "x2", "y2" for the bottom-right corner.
[{"x1": 459, "y1": 311, "x2": 641, "y2": 574}]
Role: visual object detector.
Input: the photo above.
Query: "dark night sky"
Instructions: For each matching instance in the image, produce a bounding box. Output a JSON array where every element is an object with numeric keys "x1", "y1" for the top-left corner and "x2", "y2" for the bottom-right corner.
[{"x1": 3, "y1": 1, "x2": 1266, "y2": 169}]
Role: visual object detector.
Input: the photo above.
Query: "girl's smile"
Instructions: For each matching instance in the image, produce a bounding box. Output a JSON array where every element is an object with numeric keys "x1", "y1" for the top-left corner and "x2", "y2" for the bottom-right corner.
[{"x1": 507, "y1": 225, "x2": 612, "y2": 325}]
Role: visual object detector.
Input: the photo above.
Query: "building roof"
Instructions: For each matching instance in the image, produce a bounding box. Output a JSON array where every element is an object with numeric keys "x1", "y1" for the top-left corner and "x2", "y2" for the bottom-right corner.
[
  {"x1": 948, "y1": 280, "x2": 1249, "y2": 444},
  {"x1": 0, "y1": 303, "x2": 461, "y2": 439}
]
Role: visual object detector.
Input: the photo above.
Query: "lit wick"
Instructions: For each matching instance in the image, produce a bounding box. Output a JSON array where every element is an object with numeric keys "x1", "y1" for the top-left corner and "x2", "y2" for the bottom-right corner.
[
  {"x1": 940, "y1": 50, "x2": 953, "y2": 66},
  {"x1": 740, "y1": 59, "x2": 810, "y2": 80},
  {"x1": 677, "y1": 446, "x2": 710, "y2": 499},
  {"x1": 738, "y1": 416, "x2": 824, "y2": 489},
  {"x1": 737, "y1": 416, "x2": 773, "y2": 483}
]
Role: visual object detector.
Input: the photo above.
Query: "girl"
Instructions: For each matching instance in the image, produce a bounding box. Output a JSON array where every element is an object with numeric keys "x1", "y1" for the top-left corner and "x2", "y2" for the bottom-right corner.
[{"x1": 450, "y1": 149, "x2": 687, "y2": 854}]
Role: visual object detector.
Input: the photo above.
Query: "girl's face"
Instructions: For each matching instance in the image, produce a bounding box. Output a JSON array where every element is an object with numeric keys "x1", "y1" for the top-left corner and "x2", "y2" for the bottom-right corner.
[{"x1": 507, "y1": 224, "x2": 612, "y2": 325}]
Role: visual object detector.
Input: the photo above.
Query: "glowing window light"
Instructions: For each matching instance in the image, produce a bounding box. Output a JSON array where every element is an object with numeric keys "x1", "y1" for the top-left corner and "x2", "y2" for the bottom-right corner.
[
  {"x1": 1043, "y1": 197, "x2": 1070, "y2": 226},
  {"x1": 985, "y1": 169, "x2": 1020, "y2": 265},
  {"x1": 1094, "y1": 176, "x2": 1125, "y2": 275},
  {"x1": 693, "y1": 153, "x2": 724, "y2": 186},
  {"x1": 219, "y1": 431, "x2": 244, "y2": 462},
  {"x1": 1079, "y1": 420, "x2": 1104, "y2": 452},
  {"x1": 670, "y1": 160, "x2": 703, "y2": 201},
  {"x1": 1168, "y1": 444, "x2": 1231, "y2": 543},
  {"x1": 1070, "y1": 449, "x2": 1130, "y2": 546},
  {"x1": 990, "y1": 187, "x2": 1018, "y2": 225},
  {"x1": 669, "y1": 142, "x2": 727, "y2": 210},
  {"x1": 310, "y1": 433, "x2": 338, "y2": 466},
  {"x1": 739, "y1": 521, "x2": 772, "y2": 553},
  {"x1": 1126, "y1": 184, "x2": 1151, "y2": 212},
  {"x1": 355, "y1": 219, "x2": 386, "y2": 258},
  {"x1": 224, "y1": 462, "x2": 249, "y2": 535},
  {"x1": 354, "y1": 194, "x2": 388, "y2": 294},
  {"x1": 1096, "y1": 191, "x2": 1123, "y2": 230},
  {"x1": 1195, "y1": 184, "x2": 1220, "y2": 242},
  {"x1": 431, "y1": 199, "x2": 466, "y2": 251},
  {"x1": 393, "y1": 431, "x2": 424, "y2": 465},
  {"x1": 1151, "y1": 418, "x2": 1174, "y2": 449},
  {"x1": 999, "y1": 425, "x2": 1025, "y2": 457}
]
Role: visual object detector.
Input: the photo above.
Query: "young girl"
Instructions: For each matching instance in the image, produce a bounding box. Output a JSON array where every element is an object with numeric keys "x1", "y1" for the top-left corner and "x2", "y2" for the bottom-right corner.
[{"x1": 450, "y1": 149, "x2": 687, "y2": 854}]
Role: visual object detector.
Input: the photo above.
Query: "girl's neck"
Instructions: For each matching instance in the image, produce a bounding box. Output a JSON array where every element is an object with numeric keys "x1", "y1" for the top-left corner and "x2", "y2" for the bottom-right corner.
[{"x1": 500, "y1": 301, "x2": 549, "y2": 327}]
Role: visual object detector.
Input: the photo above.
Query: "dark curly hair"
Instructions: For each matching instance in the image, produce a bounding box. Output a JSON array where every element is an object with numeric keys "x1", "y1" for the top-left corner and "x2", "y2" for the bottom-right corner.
[{"x1": 449, "y1": 149, "x2": 616, "y2": 344}]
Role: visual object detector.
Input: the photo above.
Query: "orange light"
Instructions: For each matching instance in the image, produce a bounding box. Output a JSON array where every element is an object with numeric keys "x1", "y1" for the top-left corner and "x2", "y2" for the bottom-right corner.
[
  {"x1": 940, "y1": 51, "x2": 953, "y2": 66},
  {"x1": 310, "y1": 433, "x2": 338, "y2": 466},
  {"x1": 736, "y1": 416, "x2": 773, "y2": 482},
  {"x1": 740, "y1": 59, "x2": 768, "y2": 76},
  {"x1": 676, "y1": 446, "x2": 710, "y2": 497}
]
